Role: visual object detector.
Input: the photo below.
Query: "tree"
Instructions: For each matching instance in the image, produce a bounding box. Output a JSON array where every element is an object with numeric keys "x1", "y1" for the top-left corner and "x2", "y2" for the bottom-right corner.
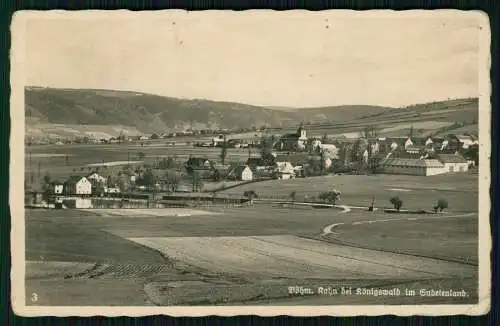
[
  {"x1": 318, "y1": 190, "x2": 341, "y2": 205},
  {"x1": 368, "y1": 154, "x2": 382, "y2": 174},
  {"x1": 360, "y1": 125, "x2": 378, "y2": 141},
  {"x1": 165, "y1": 169, "x2": 181, "y2": 192},
  {"x1": 243, "y1": 190, "x2": 258, "y2": 204},
  {"x1": 289, "y1": 191, "x2": 297, "y2": 202},
  {"x1": 41, "y1": 172, "x2": 53, "y2": 204},
  {"x1": 434, "y1": 198, "x2": 449, "y2": 213},
  {"x1": 390, "y1": 196, "x2": 403, "y2": 212},
  {"x1": 42, "y1": 172, "x2": 51, "y2": 186},
  {"x1": 158, "y1": 157, "x2": 176, "y2": 169},
  {"x1": 220, "y1": 139, "x2": 228, "y2": 165},
  {"x1": 137, "y1": 168, "x2": 155, "y2": 188},
  {"x1": 409, "y1": 125, "x2": 414, "y2": 139},
  {"x1": 260, "y1": 135, "x2": 275, "y2": 157},
  {"x1": 191, "y1": 171, "x2": 203, "y2": 192}
]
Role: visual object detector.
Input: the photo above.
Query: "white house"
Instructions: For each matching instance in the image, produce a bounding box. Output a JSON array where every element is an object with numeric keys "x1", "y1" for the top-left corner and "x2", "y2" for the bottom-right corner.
[
  {"x1": 274, "y1": 162, "x2": 295, "y2": 180},
  {"x1": 231, "y1": 165, "x2": 253, "y2": 181},
  {"x1": 425, "y1": 137, "x2": 434, "y2": 146},
  {"x1": 104, "y1": 186, "x2": 121, "y2": 194},
  {"x1": 64, "y1": 176, "x2": 92, "y2": 195},
  {"x1": 51, "y1": 181, "x2": 64, "y2": 194},
  {"x1": 311, "y1": 139, "x2": 322, "y2": 151},
  {"x1": 437, "y1": 154, "x2": 469, "y2": 172},
  {"x1": 319, "y1": 144, "x2": 339, "y2": 159},
  {"x1": 212, "y1": 134, "x2": 225, "y2": 147},
  {"x1": 457, "y1": 135, "x2": 479, "y2": 149},
  {"x1": 404, "y1": 137, "x2": 414, "y2": 149},
  {"x1": 87, "y1": 172, "x2": 107, "y2": 185}
]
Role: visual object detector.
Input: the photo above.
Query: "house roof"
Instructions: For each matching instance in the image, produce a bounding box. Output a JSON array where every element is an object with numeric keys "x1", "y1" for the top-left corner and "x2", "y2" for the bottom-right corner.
[
  {"x1": 275, "y1": 153, "x2": 309, "y2": 165},
  {"x1": 50, "y1": 180, "x2": 63, "y2": 185},
  {"x1": 64, "y1": 176, "x2": 86, "y2": 185},
  {"x1": 233, "y1": 165, "x2": 251, "y2": 175},
  {"x1": 437, "y1": 154, "x2": 468, "y2": 164},
  {"x1": 275, "y1": 161, "x2": 294, "y2": 173},
  {"x1": 186, "y1": 157, "x2": 209, "y2": 166},
  {"x1": 382, "y1": 158, "x2": 444, "y2": 168},
  {"x1": 246, "y1": 157, "x2": 266, "y2": 166}
]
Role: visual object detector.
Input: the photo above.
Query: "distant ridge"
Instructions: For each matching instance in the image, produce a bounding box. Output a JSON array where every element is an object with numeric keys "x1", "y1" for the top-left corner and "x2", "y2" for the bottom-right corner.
[{"x1": 25, "y1": 87, "x2": 478, "y2": 137}]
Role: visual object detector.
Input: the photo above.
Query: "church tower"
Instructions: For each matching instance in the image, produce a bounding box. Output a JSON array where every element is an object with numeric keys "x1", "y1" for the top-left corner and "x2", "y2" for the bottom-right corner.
[{"x1": 297, "y1": 122, "x2": 307, "y2": 139}]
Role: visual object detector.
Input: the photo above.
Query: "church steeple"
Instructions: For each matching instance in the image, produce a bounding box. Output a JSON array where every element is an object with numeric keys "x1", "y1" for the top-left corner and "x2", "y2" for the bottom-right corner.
[{"x1": 297, "y1": 122, "x2": 306, "y2": 139}]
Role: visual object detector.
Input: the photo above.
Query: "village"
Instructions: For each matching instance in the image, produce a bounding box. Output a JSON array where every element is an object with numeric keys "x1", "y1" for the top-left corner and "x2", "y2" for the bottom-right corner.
[{"x1": 25, "y1": 122, "x2": 479, "y2": 210}]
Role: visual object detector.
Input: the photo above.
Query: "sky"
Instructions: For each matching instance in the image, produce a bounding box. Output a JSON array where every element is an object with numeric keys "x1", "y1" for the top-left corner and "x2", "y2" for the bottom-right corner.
[{"x1": 22, "y1": 10, "x2": 483, "y2": 108}]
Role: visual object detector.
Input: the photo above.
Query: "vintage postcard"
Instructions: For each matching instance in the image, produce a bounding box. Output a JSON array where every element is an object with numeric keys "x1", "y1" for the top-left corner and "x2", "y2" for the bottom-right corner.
[{"x1": 10, "y1": 9, "x2": 491, "y2": 316}]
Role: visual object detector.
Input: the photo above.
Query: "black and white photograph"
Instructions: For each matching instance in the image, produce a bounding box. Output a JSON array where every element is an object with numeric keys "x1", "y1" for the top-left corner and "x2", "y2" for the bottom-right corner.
[{"x1": 10, "y1": 10, "x2": 490, "y2": 316}]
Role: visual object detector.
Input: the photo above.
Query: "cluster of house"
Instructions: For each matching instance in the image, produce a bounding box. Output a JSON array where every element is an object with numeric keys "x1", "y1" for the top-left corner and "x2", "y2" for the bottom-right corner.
[
  {"x1": 48, "y1": 172, "x2": 119, "y2": 196},
  {"x1": 185, "y1": 154, "x2": 305, "y2": 182}
]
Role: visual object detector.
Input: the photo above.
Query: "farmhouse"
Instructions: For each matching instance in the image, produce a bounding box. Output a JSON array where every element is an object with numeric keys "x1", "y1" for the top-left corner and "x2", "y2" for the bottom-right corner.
[
  {"x1": 64, "y1": 176, "x2": 92, "y2": 195},
  {"x1": 185, "y1": 157, "x2": 212, "y2": 172},
  {"x1": 437, "y1": 154, "x2": 469, "y2": 172},
  {"x1": 230, "y1": 165, "x2": 253, "y2": 181},
  {"x1": 274, "y1": 161, "x2": 295, "y2": 180},
  {"x1": 212, "y1": 134, "x2": 225, "y2": 147},
  {"x1": 87, "y1": 172, "x2": 107, "y2": 185},
  {"x1": 456, "y1": 135, "x2": 479, "y2": 149},
  {"x1": 50, "y1": 180, "x2": 64, "y2": 194}
]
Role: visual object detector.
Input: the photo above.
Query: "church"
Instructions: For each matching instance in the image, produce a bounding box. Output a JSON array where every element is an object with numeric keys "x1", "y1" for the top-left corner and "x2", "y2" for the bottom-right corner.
[{"x1": 278, "y1": 123, "x2": 308, "y2": 151}]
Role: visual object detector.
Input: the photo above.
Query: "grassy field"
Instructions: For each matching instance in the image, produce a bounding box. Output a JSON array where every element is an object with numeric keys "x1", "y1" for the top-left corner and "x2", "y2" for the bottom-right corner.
[
  {"x1": 220, "y1": 173, "x2": 479, "y2": 213},
  {"x1": 26, "y1": 199, "x2": 478, "y2": 306}
]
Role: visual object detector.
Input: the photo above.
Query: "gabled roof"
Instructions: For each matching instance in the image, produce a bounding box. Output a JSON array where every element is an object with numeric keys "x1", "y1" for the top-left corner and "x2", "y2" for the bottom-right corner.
[
  {"x1": 437, "y1": 154, "x2": 468, "y2": 164},
  {"x1": 275, "y1": 161, "x2": 294, "y2": 173},
  {"x1": 64, "y1": 176, "x2": 86, "y2": 185},
  {"x1": 233, "y1": 165, "x2": 252, "y2": 175},
  {"x1": 275, "y1": 153, "x2": 309, "y2": 165},
  {"x1": 382, "y1": 158, "x2": 444, "y2": 168},
  {"x1": 186, "y1": 157, "x2": 210, "y2": 166}
]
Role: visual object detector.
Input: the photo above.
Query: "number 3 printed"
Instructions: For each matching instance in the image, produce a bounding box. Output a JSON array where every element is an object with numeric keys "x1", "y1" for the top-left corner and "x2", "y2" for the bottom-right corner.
[{"x1": 31, "y1": 293, "x2": 38, "y2": 302}]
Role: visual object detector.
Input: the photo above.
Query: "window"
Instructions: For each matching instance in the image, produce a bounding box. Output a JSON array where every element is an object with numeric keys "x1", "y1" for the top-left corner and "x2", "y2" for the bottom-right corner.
[
  {"x1": 459, "y1": 166, "x2": 464, "y2": 172},
  {"x1": 449, "y1": 165, "x2": 454, "y2": 172}
]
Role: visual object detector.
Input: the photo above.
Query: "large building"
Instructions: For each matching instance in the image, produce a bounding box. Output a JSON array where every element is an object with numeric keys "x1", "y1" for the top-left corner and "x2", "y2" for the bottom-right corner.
[
  {"x1": 278, "y1": 124, "x2": 308, "y2": 151},
  {"x1": 381, "y1": 153, "x2": 470, "y2": 176}
]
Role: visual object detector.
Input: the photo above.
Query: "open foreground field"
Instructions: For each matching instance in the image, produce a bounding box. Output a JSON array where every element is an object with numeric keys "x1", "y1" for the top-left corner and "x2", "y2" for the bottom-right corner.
[{"x1": 26, "y1": 173, "x2": 479, "y2": 306}]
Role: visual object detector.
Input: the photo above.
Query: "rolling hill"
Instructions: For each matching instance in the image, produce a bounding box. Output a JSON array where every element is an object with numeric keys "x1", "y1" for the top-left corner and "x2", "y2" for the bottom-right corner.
[{"x1": 25, "y1": 87, "x2": 478, "y2": 139}]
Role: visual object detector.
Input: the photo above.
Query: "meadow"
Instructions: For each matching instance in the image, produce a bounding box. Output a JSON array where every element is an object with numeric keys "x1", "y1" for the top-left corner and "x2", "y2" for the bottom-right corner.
[{"x1": 220, "y1": 173, "x2": 479, "y2": 213}]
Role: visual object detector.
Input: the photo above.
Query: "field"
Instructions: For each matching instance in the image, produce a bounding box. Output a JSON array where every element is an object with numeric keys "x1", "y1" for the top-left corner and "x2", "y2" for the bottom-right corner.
[
  {"x1": 220, "y1": 173, "x2": 479, "y2": 213},
  {"x1": 25, "y1": 173, "x2": 479, "y2": 306}
]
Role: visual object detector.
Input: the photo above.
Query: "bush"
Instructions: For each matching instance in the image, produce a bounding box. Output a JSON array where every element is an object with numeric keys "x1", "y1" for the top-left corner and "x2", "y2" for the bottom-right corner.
[
  {"x1": 434, "y1": 198, "x2": 449, "y2": 212},
  {"x1": 318, "y1": 191, "x2": 341, "y2": 204},
  {"x1": 390, "y1": 196, "x2": 403, "y2": 211}
]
